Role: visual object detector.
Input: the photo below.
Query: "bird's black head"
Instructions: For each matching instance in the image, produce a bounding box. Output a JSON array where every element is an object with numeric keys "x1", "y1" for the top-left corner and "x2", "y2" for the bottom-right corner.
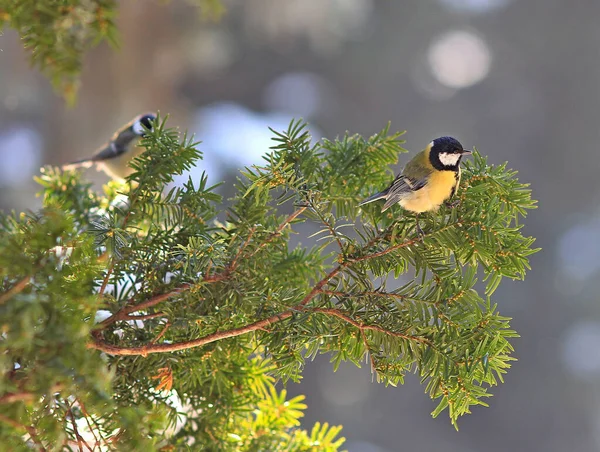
[
  {"x1": 428, "y1": 136, "x2": 470, "y2": 171},
  {"x1": 132, "y1": 113, "x2": 157, "y2": 136}
]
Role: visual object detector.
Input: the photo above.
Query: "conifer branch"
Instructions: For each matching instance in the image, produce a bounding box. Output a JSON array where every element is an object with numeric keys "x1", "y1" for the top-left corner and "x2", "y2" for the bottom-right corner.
[
  {"x1": 311, "y1": 307, "x2": 433, "y2": 346},
  {"x1": 89, "y1": 225, "x2": 429, "y2": 356},
  {"x1": 88, "y1": 265, "x2": 345, "y2": 355},
  {"x1": 1, "y1": 116, "x2": 537, "y2": 441},
  {"x1": 95, "y1": 206, "x2": 309, "y2": 330}
]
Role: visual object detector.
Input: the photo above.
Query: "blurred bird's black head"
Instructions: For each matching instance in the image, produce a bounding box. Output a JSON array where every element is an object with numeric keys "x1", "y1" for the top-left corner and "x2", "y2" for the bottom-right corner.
[
  {"x1": 132, "y1": 113, "x2": 157, "y2": 136},
  {"x1": 429, "y1": 136, "x2": 471, "y2": 171}
]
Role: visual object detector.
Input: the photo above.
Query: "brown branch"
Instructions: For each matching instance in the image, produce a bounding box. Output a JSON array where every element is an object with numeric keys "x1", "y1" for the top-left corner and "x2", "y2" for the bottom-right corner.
[
  {"x1": 89, "y1": 311, "x2": 294, "y2": 355},
  {"x1": 0, "y1": 277, "x2": 31, "y2": 305},
  {"x1": 95, "y1": 287, "x2": 187, "y2": 330},
  {"x1": 0, "y1": 391, "x2": 35, "y2": 404},
  {"x1": 0, "y1": 383, "x2": 63, "y2": 405},
  {"x1": 88, "y1": 265, "x2": 344, "y2": 356}
]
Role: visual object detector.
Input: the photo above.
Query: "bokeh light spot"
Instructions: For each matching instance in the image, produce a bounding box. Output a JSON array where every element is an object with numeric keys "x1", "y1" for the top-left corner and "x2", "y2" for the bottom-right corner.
[
  {"x1": 0, "y1": 127, "x2": 42, "y2": 186},
  {"x1": 557, "y1": 221, "x2": 600, "y2": 281},
  {"x1": 427, "y1": 30, "x2": 492, "y2": 89},
  {"x1": 438, "y1": 0, "x2": 514, "y2": 13},
  {"x1": 263, "y1": 72, "x2": 325, "y2": 118},
  {"x1": 561, "y1": 321, "x2": 600, "y2": 378},
  {"x1": 318, "y1": 362, "x2": 372, "y2": 407}
]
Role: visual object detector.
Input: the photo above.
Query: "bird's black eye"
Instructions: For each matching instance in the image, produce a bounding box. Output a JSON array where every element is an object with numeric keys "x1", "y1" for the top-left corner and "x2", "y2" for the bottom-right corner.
[{"x1": 140, "y1": 115, "x2": 155, "y2": 130}]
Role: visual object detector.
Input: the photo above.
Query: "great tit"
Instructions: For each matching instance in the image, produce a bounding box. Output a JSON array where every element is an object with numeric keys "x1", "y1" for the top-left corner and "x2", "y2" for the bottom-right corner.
[
  {"x1": 63, "y1": 113, "x2": 157, "y2": 181},
  {"x1": 359, "y1": 136, "x2": 471, "y2": 232}
]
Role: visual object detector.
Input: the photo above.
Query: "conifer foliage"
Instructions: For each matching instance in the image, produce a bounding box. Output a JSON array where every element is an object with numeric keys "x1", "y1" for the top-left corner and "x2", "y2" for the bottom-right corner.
[
  {"x1": 0, "y1": 116, "x2": 538, "y2": 449},
  {"x1": 0, "y1": 0, "x2": 225, "y2": 103}
]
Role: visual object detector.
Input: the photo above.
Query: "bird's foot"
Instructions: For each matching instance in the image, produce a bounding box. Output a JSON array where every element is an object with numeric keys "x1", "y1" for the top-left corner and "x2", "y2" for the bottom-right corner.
[
  {"x1": 445, "y1": 199, "x2": 461, "y2": 208},
  {"x1": 415, "y1": 220, "x2": 425, "y2": 238}
]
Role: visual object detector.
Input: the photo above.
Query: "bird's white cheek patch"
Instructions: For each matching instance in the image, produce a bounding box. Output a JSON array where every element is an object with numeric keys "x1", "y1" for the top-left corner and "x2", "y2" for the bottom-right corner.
[
  {"x1": 439, "y1": 152, "x2": 461, "y2": 166},
  {"x1": 133, "y1": 120, "x2": 145, "y2": 135}
]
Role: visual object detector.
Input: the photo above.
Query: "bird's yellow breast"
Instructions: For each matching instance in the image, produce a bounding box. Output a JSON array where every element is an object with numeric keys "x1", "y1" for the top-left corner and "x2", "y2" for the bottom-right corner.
[
  {"x1": 399, "y1": 170, "x2": 459, "y2": 213},
  {"x1": 99, "y1": 144, "x2": 146, "y2": 181}
]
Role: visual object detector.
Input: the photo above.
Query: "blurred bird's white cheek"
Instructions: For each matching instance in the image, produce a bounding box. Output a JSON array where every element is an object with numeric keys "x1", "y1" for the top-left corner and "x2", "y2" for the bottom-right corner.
[{"x1": 133, "y1": 121, "x2": 145, "y2": 135}]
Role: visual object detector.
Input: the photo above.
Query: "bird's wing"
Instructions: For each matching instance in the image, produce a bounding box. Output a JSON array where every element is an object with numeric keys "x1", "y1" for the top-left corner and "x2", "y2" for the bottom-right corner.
[
  {"x1": 89, "y1": 142, "x2": 126, "y2": 162},
  {"x1": 381, "y1": 174, "x2": 427, "y2": 211},
  {"x1": 62, "y1": 142, "x2": 125, "y2": 170}
]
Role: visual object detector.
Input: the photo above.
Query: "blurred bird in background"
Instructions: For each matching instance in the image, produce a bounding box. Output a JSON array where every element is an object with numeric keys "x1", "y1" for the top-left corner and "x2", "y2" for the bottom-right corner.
[{"x1": 63, "y1": 113, "x2": 157, "y2": 181}]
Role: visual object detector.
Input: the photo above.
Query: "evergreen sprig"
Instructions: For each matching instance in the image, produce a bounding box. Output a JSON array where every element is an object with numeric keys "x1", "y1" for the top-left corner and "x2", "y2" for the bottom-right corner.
[
  {"x1": 0, "y1": 0, "x2": 226, "y2": 102},
  {"x1": 0, "y1": 118, "x2": 537, "y2": 448}
]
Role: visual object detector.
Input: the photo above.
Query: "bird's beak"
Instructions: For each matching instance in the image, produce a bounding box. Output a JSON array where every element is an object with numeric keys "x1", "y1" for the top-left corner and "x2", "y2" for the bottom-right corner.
[{"x1": 461, "y1": 149, "x2": 473, "y2": 155}]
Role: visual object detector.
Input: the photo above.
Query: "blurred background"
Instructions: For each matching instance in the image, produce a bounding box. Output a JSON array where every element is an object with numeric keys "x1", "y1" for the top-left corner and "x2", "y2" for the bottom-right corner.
[{"x1": 1, "y1": 0, "x2": 598, "y2": 450}]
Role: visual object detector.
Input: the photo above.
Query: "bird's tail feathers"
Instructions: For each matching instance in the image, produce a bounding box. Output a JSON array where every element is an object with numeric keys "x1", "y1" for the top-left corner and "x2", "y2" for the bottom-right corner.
[
  {"x1": 62, "y1": 159, "x2": 94, "y2": 171},
  {"x1": 358, "y1": 191, "x2": 387, "y2": 207}
]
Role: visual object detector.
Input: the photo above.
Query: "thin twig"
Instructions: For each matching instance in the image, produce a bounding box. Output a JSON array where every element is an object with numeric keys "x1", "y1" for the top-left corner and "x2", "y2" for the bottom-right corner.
[
  {"x1": 67, "y1": 402, "x2": 88, "y2": 452},
  {"x1": 320, "y1": 290, "x2": 439, "y2": 305},
  {"x1": 0, "y1": 277, "x2": 30, "y2": 305},
  {"x1": 229, "y1": 227, "x2": 256, "y2": 271},
  {"x1": 97, "y1": 262, "x2": 114, "y2": 297},
  {"x1": 78, "y1": 399, "x2": 103, "y2": 450},
  {"x1": 0, "y1": 391, "x2": 35, "y2": 404},
  {"x1": 350, "y1": 236, "x2": 421, "y2": 263},
  {"x1": 308, "y1": 200, "x2": 344, "y2": 252},
  {"x1": 311, "y1": 307, "x2": 433, "y2": 346},
  {"x1": 123, "y1": 312, "x2": 165, "y2": 322},
  {"x1": 247, "y1": 206, "x2": 307, "y2": 258},
  {"x1": 151, "y1": 321, "x2": 171, "y2": 344},
  {"x1": 359, "y1": 327, "x2": 377, "y2": 376}
]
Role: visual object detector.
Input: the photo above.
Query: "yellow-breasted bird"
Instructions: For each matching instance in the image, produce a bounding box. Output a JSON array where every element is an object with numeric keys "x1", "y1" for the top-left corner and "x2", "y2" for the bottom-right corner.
[
  {"x1": 63, "y1": 113, "x2": 156, "y2": 181},
  {"x1": 359, "y1": 136, "x2": 471, "y2": 233}
]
